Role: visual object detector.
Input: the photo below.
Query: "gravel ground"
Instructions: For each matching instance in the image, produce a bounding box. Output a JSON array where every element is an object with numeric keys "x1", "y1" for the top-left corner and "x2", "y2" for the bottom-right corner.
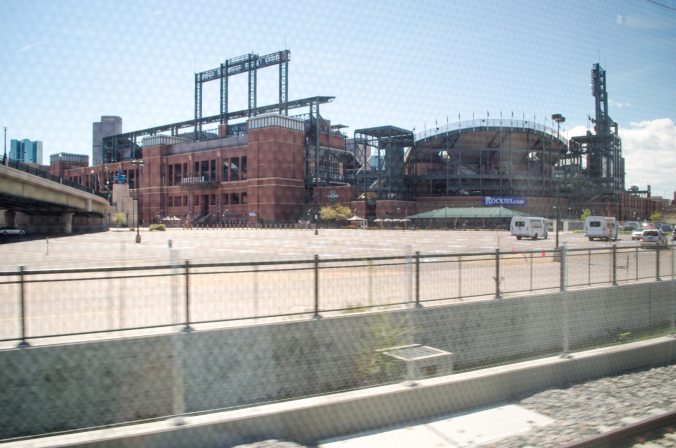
[{"x1": 486, "y1": 364, "x2": 676, "y2": 447}]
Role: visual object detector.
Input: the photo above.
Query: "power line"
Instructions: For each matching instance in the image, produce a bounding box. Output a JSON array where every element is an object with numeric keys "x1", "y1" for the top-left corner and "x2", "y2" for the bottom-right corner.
[{"x1": 645, "y1": 0, "x2": 676, "y2": 12}]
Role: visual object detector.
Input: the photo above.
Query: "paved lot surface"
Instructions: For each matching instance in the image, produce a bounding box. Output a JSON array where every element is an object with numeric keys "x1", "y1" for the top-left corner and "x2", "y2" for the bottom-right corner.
[
  {"x1": 0, "y1": 227, "x2": 667, "y2": 267},
  {"x1": 0, "y1": 229, "x2": 673, "y2": 347}
]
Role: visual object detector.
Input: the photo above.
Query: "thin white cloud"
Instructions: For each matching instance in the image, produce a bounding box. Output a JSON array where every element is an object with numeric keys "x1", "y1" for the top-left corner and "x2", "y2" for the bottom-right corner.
[
  {"x1": 565, "y1": 119, "x2": 676, "y2": 198},
  {"x1": 615, "y1": 14, "x2": 666, "y2": 30},
  {"x1": 16, "y1": 40, "x2": 47, "y2": 54},
  {"x1": 609, "y1": 99, "x2": 631, "y2": 109},
  {"x1": 621, "y1": 118, "x2": 676, "y2": 197}
]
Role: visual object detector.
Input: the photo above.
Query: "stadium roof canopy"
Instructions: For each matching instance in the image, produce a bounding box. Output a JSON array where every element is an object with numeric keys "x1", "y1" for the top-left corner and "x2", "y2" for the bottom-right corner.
[{"x1": 408, "y1": 207, "x2": 528, "y2": 219}]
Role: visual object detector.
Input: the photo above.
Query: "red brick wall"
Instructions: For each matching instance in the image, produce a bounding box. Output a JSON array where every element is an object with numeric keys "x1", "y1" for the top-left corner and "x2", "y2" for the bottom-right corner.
[{"x1": 247, "y1": 126, "x2": 306, "y2": 223}]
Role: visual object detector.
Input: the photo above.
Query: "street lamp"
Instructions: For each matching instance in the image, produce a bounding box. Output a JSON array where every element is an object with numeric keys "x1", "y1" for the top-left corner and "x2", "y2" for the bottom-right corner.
[
  {"x1": 131, "y1": 160, "x2": 144, "y2": 243},
  {"x1": 551, "y1": 114, "x2": 566, "y2": 249},
  {"x1": 3, "y1": 126, "x2": 7, "y2": 165}
]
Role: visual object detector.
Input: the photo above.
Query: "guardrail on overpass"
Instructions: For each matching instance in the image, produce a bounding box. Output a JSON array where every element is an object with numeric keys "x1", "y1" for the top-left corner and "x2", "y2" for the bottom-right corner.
[
  {"x1": 1, "y1": 156, "x2": 107, "y2": 197},
  {"x1": 0, "y1": 159, "x2": 109, "y2": 233}
]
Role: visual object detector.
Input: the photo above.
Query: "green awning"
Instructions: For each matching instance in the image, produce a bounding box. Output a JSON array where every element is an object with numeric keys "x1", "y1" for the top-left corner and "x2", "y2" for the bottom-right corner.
[{"x1": 408, "y1": 206, "x2": 528, "y2": 219}]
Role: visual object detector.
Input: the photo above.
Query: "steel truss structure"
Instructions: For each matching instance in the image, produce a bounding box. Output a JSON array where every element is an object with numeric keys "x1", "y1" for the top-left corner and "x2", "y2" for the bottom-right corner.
[
  {"x1": 407, "y1": 119, "x2": 566, "y2": 198},
  {"x1": 563, "y1": 64, "x2": 624, "y2": 204},
  {"x1": 305, "y1": 100, "x2": 356, "y2": 195},
  {"x1": 349, "y1": 126, "x2": 414, "y2": 200},
  {"x1": 102, "y1": 50, "x2": 297, "y2": 163},
  {"x1": 194, "y1": 50, "x2": 290, "y2": 135}
]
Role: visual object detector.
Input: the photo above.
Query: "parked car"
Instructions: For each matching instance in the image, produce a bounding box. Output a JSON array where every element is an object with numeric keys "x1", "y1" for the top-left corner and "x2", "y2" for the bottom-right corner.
[
  {"x1": 621, "y1": 221, "x2": 640, "y2": 231},
  {"x1": 640, "y1": 229, "x2": 668, "y2": 248},
  {"x1": 658, "y1": 223, "x2": 673, "y2": 234},
  {"x1": 0, "y1": 227, "x2": 26, "y2": 236},
  {"x1": 632, "y1": 224, "x2": 655, "y2": 240}
]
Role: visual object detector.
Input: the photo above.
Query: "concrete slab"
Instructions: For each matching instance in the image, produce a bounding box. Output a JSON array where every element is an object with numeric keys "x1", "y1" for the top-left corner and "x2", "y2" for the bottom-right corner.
[{"x1": 319, "y1": 404, "x2": 553, "y2": 447}]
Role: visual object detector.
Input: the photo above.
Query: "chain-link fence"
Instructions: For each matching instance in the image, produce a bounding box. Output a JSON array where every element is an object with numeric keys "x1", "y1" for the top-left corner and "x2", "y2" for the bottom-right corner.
[{"x1": 1, "y1": 244, "x2": 674, "y2": 442}]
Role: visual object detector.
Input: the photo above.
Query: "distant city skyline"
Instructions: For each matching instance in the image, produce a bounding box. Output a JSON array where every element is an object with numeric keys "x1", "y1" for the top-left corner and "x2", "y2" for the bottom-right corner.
[
  {"x1": 9, "y1": 138, "x2": 43, "y2": 165},
  {"x1": 1, "y1": 0, "x2": 675, "y2": 197}
]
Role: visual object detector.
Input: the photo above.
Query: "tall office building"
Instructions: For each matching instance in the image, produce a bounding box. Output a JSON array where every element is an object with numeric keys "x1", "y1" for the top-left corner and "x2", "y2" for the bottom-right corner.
[
  {"x1": 9, "y1": 139, "x2": 43, "y2": 164},
  {"x1": 92, "y1": 116, "x2": 122, "y2": 166}
]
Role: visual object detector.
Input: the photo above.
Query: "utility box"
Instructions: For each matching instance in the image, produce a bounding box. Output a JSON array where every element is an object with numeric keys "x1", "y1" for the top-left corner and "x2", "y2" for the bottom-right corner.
[{"x1": 377, "y1": 344, "x2": 454, "y2": 386}]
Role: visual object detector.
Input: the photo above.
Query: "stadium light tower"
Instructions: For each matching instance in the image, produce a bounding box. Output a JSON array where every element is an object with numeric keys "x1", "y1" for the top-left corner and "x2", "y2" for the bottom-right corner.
[
  {"x1": 552, "y1": 114, "x2": 566, "y2": 249},
  {"x1": 3, "y1": 126, "x2": 6, "y2": 165}
]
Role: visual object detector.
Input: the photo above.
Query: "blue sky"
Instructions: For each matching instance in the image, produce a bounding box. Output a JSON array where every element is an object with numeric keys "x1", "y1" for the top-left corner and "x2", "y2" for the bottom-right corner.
[{"x1": 1, "y1": 0, "x2": 675, "y2": 197}]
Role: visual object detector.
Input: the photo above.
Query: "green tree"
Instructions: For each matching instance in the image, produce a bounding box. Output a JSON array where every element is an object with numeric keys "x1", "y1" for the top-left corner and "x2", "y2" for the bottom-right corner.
[
  {"x1": 649, "y1": 212, "x2": 663, "y2": 222},
  {"x1": 580, "y1": 208, "x2": 592, "y2": 222},
  {"x1": 112, "y1": 212, "x2": 127, "y2": 229}
]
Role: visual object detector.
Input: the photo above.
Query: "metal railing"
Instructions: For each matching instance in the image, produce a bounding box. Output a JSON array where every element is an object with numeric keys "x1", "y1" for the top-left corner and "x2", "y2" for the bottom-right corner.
[
  {"x1": 414, "y1": 117, "x2": 568, "y2": 145},
  {"x1": 1, "y1": 155, "x2": 107, "y2": 199},
  {"x1": 0, "y1": 245, "x2": 673, "y2": 346}
]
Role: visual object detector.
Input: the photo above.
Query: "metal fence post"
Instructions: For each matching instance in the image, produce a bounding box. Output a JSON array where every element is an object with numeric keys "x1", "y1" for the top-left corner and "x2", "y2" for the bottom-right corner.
[
  {"x1": 495, "y1": 249, "x2": 501, "y2": 299},
  {"x1": 184, "y1": 260, "x2": 192, "y2": 332},
  {"x1": 313, "y1": 255, "x2": 321, "y2": 319},
  {"x1": 560, "y1": 245, "x2": 567, "y2": 292},
  {"x1": 671, "y1": 249, "x2": 675, "y2": 336},
  {"x1": 560, "y1": 244, "x2": 571, "y2": 358},
  {"x1": 18, "y1": 266, "x2": 29, "y2": 348},
  {"x1": 367, "y1": 259, "x2": 373, "y2": 307},
  {"x1": 415, "y1": 251, "x2": 421, "y2": 307},
  {"x1": 253, "y1": 264, "x2": 259, "y2": 319},
  {"x1": 612, "y1": 244, "x2": 618, "y2": 286},
  {"x1": 457, "y1": 255, "x2": 462, "y2": 298},
  {"x1": 587, "y1": 249, "x2": 591, "y2": 286},
  {"x1": 560, "y1": 246, "x2": 566, "y2": 292},
  {"x1": 656, "y1": 246, "x2": 662, "y2": 282},
  {"x1": 635, "y1": 246, "x2": 639, "y2": 280},
  {"x1": 529, "y1": 251, "x2": 534, "y2": 291}
]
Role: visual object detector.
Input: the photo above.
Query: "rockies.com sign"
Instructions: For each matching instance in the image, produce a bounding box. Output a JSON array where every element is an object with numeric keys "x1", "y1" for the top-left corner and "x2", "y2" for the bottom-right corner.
[{"x1": 482, "y1": 196, "x2": 527, "y2": 207}]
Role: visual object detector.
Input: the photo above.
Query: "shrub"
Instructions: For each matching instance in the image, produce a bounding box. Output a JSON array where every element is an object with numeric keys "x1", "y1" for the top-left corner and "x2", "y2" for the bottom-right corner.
[
  {"x1": 112, "y1": 212, "x2": 126, "y2": 228},
  {"x1": 649, "y1": 212, "x2": 663, "y2": 222},
  {"x1": 149, "y1": 223, "x2": 166, "y2": 231},
  {"x1": 320, "y1": 205, "x2": 352, "y2": 221}
]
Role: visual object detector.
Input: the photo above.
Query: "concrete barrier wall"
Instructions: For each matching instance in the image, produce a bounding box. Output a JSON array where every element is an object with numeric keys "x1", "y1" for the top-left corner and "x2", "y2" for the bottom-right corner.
[{"x1": 0, "y1": 281, "x2": 673, "y2": 439}]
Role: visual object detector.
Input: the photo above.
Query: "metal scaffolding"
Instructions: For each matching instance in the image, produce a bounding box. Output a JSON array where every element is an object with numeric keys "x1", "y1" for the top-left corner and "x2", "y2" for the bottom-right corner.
[
  {"x1": 564, "y1": 63, "x2": 624, "y2": 206},
  {"x1": 351, "y1": 126, "x2": 414, "y2": 200},
  {"x1": 193, "y1": 50, "x2": 290, "y2": 137},
  {"x1": 103, "y1": 96, "x2": 333, "y2": 163}
]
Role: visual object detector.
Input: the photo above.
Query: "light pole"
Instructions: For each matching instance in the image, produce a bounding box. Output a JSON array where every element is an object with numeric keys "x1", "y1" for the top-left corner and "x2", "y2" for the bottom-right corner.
[
  {"x1": 3, "y1": 126, "x2": 7, "y2": 165},
  {"x1": 131, "y1": 160, "x2": 144, "y2": 243},
  {"x1": 551, "y1": 114, "x2": 565, "y2": 249}
]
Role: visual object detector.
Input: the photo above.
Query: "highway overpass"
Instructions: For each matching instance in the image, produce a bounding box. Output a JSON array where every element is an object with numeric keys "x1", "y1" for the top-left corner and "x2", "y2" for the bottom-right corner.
[{"x1": 0, "y1": 163, "x2": 109, "y2": 234}]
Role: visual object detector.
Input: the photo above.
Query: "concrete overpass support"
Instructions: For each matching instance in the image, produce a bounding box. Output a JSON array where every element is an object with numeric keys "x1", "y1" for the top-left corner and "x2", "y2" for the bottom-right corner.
[
  {"x1": 3, "y1": 210, "x2": 16, "y2": 227},
  {"x1": 61, "y1": 212, "x2": 74, "y2": 234},
  {"x1": 9, "y1": 212, "x2": 107, "y2": 234}
]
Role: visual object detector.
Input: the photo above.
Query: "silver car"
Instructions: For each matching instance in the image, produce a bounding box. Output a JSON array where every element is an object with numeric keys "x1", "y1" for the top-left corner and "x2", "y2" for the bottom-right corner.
[
  {"x1": 0, "y1": 227, "x2": 26, "y2": 236},
  {"x1": 632, "y1": 225, "x2": 654, "y2": 240},
  {"x1": 640, "y1": 229, "x2": 667, "y2": 248}
]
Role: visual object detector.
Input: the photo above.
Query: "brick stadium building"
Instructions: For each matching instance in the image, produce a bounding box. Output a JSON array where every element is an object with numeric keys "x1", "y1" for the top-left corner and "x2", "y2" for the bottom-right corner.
[{"x1": 55, "y1": 51, "x2": 663, "y2": 226}]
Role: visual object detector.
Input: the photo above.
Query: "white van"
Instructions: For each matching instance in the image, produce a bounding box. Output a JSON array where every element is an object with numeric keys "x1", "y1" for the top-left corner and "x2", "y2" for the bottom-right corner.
[
  {"x1": 510, "y1": 217, "x2": 548, "y2": 240},
  {"x1": 584, "y1": 216, "x2": 618, "y2": 241}
]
